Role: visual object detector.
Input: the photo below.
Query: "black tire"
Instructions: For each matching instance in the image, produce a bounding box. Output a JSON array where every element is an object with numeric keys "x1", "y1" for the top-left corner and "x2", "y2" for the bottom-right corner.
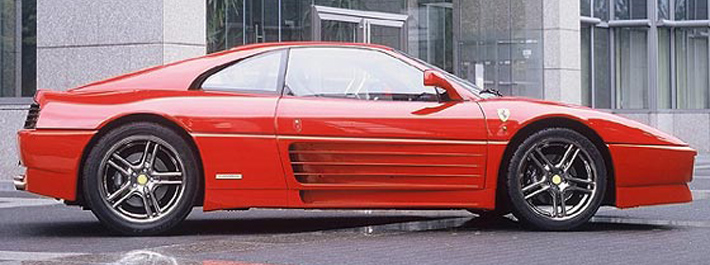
[
  {"x1": 83, "y1": 122, "x2": 199, "y2": 235},
  {"x1": 505, "y1": 128, "x2": 606, "y2": 230}
]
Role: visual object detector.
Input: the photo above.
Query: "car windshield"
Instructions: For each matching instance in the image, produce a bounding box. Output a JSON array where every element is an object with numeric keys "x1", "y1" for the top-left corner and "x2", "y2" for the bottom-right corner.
[{"x1": 396, "y1": 51, "x2": 486, "y2": 96}]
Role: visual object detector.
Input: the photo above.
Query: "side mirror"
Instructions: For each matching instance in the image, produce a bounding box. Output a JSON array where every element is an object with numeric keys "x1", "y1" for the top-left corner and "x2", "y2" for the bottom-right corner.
[{"x1": 423, "y1": 70, "x2": 463, "y2": 101}]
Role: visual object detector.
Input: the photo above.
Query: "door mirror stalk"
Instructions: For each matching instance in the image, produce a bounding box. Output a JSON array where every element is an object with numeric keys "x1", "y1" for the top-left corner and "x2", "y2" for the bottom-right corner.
[{"x1": 423, "y1": 70, "x2": 463, "y2": 101}]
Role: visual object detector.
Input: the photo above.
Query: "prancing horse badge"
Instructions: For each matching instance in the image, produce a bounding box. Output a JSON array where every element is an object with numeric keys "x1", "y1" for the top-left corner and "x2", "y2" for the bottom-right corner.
[{"x1": 497, "y1": 108, "x2": 510, "y2": 122}]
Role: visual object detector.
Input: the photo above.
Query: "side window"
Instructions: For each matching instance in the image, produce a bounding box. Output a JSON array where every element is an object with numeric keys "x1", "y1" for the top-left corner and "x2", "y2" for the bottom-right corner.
[
  {"x1": 202, "y1": 50, "x2": 284, "y2": 93},
  {"x1": 285, "y1": 48, "x2": 438, "y2": 102}
]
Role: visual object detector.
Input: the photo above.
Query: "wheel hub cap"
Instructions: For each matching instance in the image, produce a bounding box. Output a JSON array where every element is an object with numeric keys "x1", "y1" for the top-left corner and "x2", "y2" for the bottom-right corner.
[
  {"x1": 551, "y1": 174, "x2": 562, "y2": 185},
  {"x1": 136, "y1": 174, "x2": 149, "y2": 185}
]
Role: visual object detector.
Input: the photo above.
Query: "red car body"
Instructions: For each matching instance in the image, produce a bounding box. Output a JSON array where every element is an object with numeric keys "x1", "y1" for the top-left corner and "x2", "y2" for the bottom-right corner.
[{"x1": 17, "y1": 42, "x2": 695, "y2": 212}]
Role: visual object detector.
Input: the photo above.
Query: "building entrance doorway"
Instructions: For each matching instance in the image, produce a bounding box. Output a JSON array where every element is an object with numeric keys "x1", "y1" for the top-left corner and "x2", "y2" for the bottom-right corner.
[{"x1": 312, "y1": 5, "x2": 408, "y2": 51}]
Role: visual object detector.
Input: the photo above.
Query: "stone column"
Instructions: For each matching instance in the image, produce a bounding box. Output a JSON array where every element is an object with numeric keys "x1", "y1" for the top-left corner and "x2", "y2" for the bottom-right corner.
[
  {"x1": 36, "y1": 0, "x2": 206, "y2": 90},
  {"x1": 542, "y1": 0, "x2": 581, "y2": 104}
]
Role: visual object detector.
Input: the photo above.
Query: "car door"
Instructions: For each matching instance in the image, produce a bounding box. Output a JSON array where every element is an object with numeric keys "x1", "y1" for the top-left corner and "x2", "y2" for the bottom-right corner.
[
  {"x1": 275, "y1": 47, "x2": 489, "y2": 207},
  {"x1": 188, "y1": 49, "x2": 289, "y2": 209}
]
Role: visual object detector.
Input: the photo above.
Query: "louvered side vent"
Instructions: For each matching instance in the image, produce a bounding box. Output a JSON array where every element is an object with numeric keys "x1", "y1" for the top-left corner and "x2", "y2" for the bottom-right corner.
[
  {"x1": 23, "y1": 103, "x2": 40, "y2": 129},
  {"x1": 289, "y1": 141, "x2": 486, "y2": 187}
]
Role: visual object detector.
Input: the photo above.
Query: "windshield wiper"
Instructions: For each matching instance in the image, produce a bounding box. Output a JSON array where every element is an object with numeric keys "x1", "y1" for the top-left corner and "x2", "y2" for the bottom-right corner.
[{"x1": 480, "y1": 87, "x2": 503, "y2": 97}]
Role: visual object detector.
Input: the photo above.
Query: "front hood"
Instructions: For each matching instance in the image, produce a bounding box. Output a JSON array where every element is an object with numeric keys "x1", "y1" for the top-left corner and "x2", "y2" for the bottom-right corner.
[{"x1": 478, "y1": 97, "x2": 688, "y2": 147}]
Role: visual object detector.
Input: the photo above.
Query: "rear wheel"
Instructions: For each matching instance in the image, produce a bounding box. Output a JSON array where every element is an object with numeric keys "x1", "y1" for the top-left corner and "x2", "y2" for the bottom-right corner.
[
  {"x1": 83, "y1": 122, "x2": 199, "y2": 235},
  {"x1": 505, "y1": 128, "x2": 606, "y2": 230}
]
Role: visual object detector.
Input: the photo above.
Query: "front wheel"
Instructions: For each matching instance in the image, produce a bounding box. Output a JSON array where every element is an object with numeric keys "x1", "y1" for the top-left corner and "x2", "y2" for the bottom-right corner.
[
  {"x1": 505, "y1": 128, "x2": 606, "y2": 230},
  {"x1": 83, "y1": 122, "x2": 199, "y2": 235}
]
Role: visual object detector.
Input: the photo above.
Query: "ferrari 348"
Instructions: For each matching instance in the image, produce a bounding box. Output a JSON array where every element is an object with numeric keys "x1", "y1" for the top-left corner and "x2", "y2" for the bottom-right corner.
[{"x1": 15, "y1": 42, "x2": 695, "y2": 235}]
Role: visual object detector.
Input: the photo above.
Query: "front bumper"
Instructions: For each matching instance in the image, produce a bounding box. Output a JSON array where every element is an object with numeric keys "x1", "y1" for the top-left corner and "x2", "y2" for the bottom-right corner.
[
  {"x1": 609, "y1": 143, "x2": 696, "y2": 208},
  {"x1": 13, "y1": 174, "x2": 26, "y2": 191}
]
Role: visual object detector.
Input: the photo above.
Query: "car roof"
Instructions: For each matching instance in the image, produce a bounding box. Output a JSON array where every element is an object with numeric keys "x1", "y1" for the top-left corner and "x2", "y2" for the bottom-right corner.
[{"x1": 69, "y1": 42, "x2": 394, "y2": 93}]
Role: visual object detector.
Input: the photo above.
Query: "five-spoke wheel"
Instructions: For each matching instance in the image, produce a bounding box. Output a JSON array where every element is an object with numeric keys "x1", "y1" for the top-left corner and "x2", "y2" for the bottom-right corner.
[
  {"x1": 101, "y1": 136, "x2": 185, "y2": 222},
  {"x1": 506, "y1": 128, "x2": 606, "y2": 230},
  {"x1": 83, "y1": 122, "x2": 199, "y2": 235}
]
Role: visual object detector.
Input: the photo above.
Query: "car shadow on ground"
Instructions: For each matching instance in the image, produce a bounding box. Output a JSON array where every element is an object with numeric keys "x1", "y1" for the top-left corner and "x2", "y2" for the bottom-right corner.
[
  {"x1": 19, "y1": 216, "x2": 446, "y2": 237},
  {"x1": 448, "y1": 215, "x2": 673, "y2": 232},
  {"x1": 15, "y1": 211, "x2": 671, "y2": 238}
]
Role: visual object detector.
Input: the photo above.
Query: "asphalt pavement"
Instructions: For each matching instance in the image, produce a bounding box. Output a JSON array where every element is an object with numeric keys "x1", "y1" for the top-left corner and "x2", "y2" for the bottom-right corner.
[{"x1": 1, "y1": 156, "x2": 710, "y2": 265}]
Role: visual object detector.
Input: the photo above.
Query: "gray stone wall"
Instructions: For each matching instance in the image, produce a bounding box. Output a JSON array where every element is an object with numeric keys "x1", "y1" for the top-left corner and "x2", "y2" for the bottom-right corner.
[
  {"x1": 36, "y1": 0, "x2": 206, "y2": 90},
  {"x1": 0, "y1": 107, "x2": 28, "y2": 186},
  {"x1": 542, "y1": 0, "x2": 581, "y2": 104},
  {"x1": 619, "y1": 112, "x2": 710, "y2": 153},
  {"x1": 0, "y1": 0, "x2": 206, "y2": 183}
]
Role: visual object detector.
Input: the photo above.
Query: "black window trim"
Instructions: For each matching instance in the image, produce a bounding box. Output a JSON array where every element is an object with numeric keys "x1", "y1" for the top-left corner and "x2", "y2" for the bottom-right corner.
[{"x1": 190, "y1": 48, "x2": 289, "y2": 96}]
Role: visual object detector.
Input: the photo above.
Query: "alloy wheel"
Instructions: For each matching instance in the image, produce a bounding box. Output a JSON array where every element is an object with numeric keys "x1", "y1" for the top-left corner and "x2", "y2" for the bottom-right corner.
[
  {"x1": 516, "y1": 139, "x2": 598, "y2": 221},
  {"x1": 98, "y1": 136, "x2": 185, "y2": 223}
]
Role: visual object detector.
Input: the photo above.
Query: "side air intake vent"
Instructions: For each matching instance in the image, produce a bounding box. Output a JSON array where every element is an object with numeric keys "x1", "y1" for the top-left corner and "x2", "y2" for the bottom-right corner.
[
  {"x1": 288, "y1": 142, "x2": 485, "y2": 187},
  {"x1": 23, "y1": 103, "x2": 40, "y2": 129}
]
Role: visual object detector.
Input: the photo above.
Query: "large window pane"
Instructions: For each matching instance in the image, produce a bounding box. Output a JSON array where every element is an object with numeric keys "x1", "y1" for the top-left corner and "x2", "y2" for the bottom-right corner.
[
  {"x1": 615, "y1": 28, "x2": 648, "y2": 109},
  {"x1": 594, "y1": 28, "x2": 611, "y2": 108},
  {"x1": 582, "y1": 25, "x2": 611, "y2": 109},
  {"x1": 658, "y1": 0, "x2": 670, "y2": 19},
  {"x1": 0, "y1": 0, "x2": 34, "y2": 98},
  {"x1": 207, "y1": 0, "x2": 243, "y2": 53},
  {"x1": 0, "y1": 0, "x2": 16, "y2": 97},
  {"x1": 656, "y1": 28, "x2": 672, "y2": 109},
  {"x1": 658, "y1": 28, "x2": 672, "y2": 109},
  {"x1": 675, "y1": 0, "x2": 708, "y2": 20},
  {"x1": 615, "y1": 0, "x2": 647, "y2": 19},
  {"x1": 581, "y1": 26, "x2": 592, "y2": 106},
  {"x1": 321, "y1": 20, "x2": 360, "y2": 42},
  {"x1": 245, "y1": 0, "x2": 280, "y2": 44},
  {"x1": 457, "y1": 0, "x2": 543, "y2": 99},
  {"x1": 458, "y1": 0, "x2": 508, "y2": 93},
  {"x1": 594, "y1": 0, "x2": 609, "y2": 20},
  {"x1": 676, "y1": 28, "x2": 709, "y2": 109},
  {"x1": 207, "y1": 0, "x2": 408, "y2": 52},
  {"x1": 510, "y1": 0, "x2": 543, "y2": 99},
  {"x1": 676, "y1": 0, "x2": 687, "y2": 19},
  {"x1": 281, "y1": 0, "x2": 311, "y2": 42},
  {"x1": 419, "y1": 2, "x2": 453, "y2": 73},
  {"x1": 581, "y1": 0, "x2": 591, "y2": 17},
  {"x1": 21, "y1": 0, "x2": 35, "y2": 97}
]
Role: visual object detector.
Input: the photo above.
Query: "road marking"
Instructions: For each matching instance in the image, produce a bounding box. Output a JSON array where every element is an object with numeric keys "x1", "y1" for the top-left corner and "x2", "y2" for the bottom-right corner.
[
  {"x1": 0, "y1": 251, "x2": 85, "y2": 261},
  {"x1": 692, "y1": 190, "x2": 710, "y2": 200},
  {"x1": 0, "y1": 198, "x2": 60, "y2": 209},
  {"x1": 592, "y1": 216, "x2": 710, "y2": 229}
]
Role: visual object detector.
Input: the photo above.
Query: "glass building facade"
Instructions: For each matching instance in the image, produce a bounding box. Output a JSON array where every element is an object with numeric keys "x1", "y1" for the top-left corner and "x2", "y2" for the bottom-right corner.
[
  {"x1": 581, "y1": 0, "x2": 710, "y2": 110},
  {"x1": 3, "y1": 0, "x2": 709, "y2": 112},
  {"x1": 206, "y1": 0, "x2": 545, "y2": 99},
  {"x1": 0, "y1": 0, "x2": 34, "y2": 100}
]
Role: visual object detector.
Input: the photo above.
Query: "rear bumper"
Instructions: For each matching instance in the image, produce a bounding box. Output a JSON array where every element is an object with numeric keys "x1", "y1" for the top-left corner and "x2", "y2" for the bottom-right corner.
[
  {"x1": 17, "y1": 129, "x2": 95, "y2": 201},
  {"x1": 608, "y1": 143, "x2": 696, "y2": 208}
]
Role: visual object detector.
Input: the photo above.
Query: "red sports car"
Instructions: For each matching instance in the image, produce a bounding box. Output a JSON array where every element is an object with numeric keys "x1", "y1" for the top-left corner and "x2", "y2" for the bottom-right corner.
[{"x1": 15, "y1": 42, "x2": 695, "y2": 235}]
